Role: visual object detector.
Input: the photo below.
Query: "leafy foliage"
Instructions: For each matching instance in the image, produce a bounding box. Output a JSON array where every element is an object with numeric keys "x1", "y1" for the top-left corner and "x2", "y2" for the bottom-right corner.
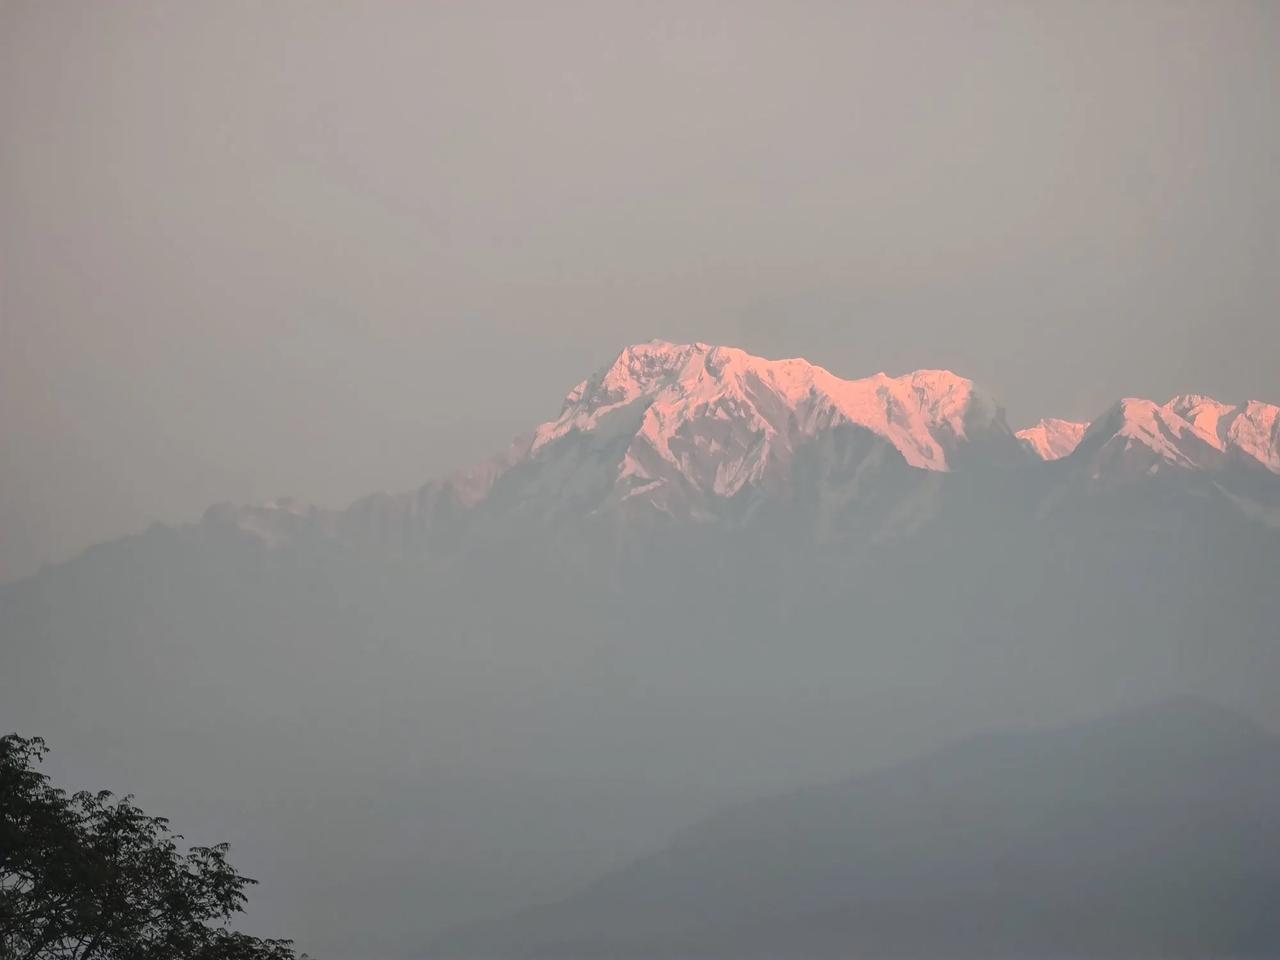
[{"x1": 1, "y1": 734, "x2": 306, "y2": 960}]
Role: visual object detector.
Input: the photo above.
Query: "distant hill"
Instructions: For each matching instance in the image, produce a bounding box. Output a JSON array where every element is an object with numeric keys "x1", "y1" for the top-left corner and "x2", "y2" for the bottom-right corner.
[{"x1": 437, "y1": 697, "x2": 1280, "y2": 958}]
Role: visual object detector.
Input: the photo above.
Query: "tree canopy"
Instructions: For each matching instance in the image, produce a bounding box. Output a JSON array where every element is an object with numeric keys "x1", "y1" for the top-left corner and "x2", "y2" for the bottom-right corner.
[{"x1": 1, "y1": 734, "x2": 306, "y2": 960}]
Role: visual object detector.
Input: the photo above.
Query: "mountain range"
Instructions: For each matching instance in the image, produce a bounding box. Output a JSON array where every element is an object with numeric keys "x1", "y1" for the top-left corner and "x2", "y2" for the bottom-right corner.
[
  {"x1": 3, "y1": 341, "x2": 1279, "y2": 959},
  {"x1": 437, "y1": 696, "x2": 1280, "y2": 958},
  {"x1": 194, "y1": 340, "x2": 1280, "y2": 550}
]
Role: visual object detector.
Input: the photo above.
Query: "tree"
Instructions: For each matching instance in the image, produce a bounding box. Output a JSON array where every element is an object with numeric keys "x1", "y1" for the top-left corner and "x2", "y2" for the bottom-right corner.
[{"x1": 0, "y1": 734, "x2": 307, "y2": 960}]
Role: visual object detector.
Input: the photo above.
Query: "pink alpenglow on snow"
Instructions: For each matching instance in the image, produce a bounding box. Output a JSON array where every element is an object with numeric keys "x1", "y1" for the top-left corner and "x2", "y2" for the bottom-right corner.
[
  {"x1": 534, "y1": 340, "x2": 1001, "y2": 474},
  {"x1": 1078, "y1": 394, "x2": 1280, "y2": 474},
  {"x1": 200, "y1": 342, "x2": 1280, "y2": 545},
  {"x1": 1165, "y1": 394, "x2": 1280, "y2": 473},
  {"x1": 1016, "y1": 419, "x2": 1089, "y2": 461}
]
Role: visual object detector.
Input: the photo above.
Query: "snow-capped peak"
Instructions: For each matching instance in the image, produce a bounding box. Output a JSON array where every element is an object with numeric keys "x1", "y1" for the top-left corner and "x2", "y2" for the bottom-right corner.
[
  {"x1": 556, "y1": 340, "x2": 714, "y2": 415},
  {"x1": 1079, "y1": 397, "x2": 1222, "y2": 471},
  {"x1": 1076, "y1": 393, "x2": 1280, "y2": 475},
  {"x1": 1016, "y1": 418, "x2": 1089, "y2": 461},
  {"x1": 533, "y1": 341, "x2": 1005, "y2": 478},
  {"x1": 193, "y1": 344, "x2": 1280, "y2": 550},
  {"x1": 1166, "y1": 394, "x2": 1280, "y2": 472}
]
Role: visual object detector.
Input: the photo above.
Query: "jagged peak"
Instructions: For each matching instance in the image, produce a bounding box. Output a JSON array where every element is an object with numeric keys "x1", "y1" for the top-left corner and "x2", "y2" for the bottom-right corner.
[
  {"x1": 564, "y1": 342, "x2": 978, "y2": 408},
  {"x1": 1078, "y1": 397, "x2": 1217, "y2": 468},
  {"x1": 901, "y1": 367, "x2": 973, "y2": 391},
  {"x1": 1073, "y1": 391, "x2": 1280, "y2": 475},
  {"x1": 1163, "y1": 394, "x2": 1280, "y2": 472},
  {"x1": 188, "y1": 347, "x2": 1280, "y2": 549},
  {"x1": 1016, "y1": 418, "x2": 1089, "y2": 461},
  {"x1": 535, "y1": 343, "x2": 1001, "y2": 473},
  {"x1": 1167, "y1": 392, "x2": 1230, "y2": 413},
  {"x1": 586, "y1": 339, "x2": 708, "y2": 390}
]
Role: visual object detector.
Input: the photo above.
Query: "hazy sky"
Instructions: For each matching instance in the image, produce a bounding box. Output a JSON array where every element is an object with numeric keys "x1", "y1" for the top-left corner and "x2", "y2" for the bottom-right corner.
[{"x1": 2, "y1": 0, "x2": 1277, "y2": 581}]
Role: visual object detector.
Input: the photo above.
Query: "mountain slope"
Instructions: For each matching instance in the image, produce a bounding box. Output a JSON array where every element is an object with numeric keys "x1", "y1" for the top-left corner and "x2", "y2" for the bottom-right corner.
[
  {"x1": 1170, "y1": 393, "x2": 1280, "y2": 471},
  {"x1": 437, "y1": 698, "x2": 1280, "y2": 959},
  {"x1": 1070, "y1": 394, "x2": 1280, "y2": 479}
]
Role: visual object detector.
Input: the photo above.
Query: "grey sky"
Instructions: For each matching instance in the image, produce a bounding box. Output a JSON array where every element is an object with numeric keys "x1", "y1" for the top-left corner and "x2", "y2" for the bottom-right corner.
[{"x1": 2, "y1": 0, "x2": 1277, "y2": 581}]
